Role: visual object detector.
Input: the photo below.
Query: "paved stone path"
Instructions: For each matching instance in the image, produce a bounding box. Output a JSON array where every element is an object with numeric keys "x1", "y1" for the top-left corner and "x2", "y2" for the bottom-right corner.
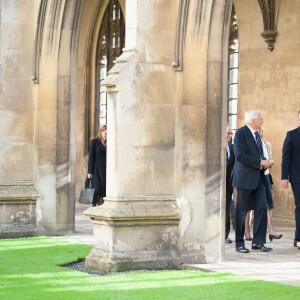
[{"x1": 188, "y1": 223, "x2": 300, "y2": 286}]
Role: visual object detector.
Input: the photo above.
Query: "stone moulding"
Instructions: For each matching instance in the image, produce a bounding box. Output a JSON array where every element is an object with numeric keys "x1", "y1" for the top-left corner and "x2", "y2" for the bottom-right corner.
[
  {"x1": 84, "y1": 197, "x2": 181, "y2": 272},
  {"x1": 172, "y1": 0, "x2": 190, "y2": 71},
  {"x1": 32, "y1": 0, "x2": 47, "y2": 84},
  {"x1": 0, "y1": 182, "x2": 39, "y2": 238}
]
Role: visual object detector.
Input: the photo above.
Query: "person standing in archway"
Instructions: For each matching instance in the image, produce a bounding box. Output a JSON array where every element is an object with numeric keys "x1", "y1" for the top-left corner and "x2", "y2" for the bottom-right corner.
[
  {"x1": 87, "y1": 125, "x2": 107, "y2": 207},
  {"x1": 225, "y1": 124, "x2": 235, "y2": 244}
]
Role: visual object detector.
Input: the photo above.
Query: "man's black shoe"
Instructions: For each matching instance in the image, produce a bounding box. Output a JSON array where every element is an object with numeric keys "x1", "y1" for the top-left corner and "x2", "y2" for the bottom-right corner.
[
  {"x1": 251, "y1": 243, "x2": 272, "y2": 252},
  {"x1": 225, "y1": 238, "x2": 232, "y2": 244},
  {"x1": 236, "y1": 246, "x2": 249, "y2": 253}
]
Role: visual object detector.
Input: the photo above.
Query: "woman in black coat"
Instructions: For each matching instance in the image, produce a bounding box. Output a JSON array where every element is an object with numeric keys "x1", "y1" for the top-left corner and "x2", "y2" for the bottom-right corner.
[{"x1": 87, "y1": 125, "x2": 107, "y2": 206}]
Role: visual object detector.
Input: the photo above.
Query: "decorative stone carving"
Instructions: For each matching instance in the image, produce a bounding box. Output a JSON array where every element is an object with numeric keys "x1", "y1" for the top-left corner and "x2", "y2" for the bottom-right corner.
[{"x1": 258, "y1": 0, "x2": 281, "y2": 51}]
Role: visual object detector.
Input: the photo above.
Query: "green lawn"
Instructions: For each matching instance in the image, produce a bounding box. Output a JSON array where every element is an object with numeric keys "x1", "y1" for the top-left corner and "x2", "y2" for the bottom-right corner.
[{"x1": 0, "y1": 237, "x2": 299, "y2": 300}]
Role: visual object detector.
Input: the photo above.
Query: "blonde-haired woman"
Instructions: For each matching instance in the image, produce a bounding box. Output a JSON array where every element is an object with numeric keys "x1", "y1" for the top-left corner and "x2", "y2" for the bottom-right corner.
[{"x1": 87, "y1": 125, "x2": 107, "y2": 206}]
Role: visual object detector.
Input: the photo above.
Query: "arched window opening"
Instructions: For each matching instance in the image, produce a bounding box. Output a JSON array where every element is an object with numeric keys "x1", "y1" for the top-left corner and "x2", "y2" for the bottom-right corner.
[
  {"x1": 228, "y1": 5, "x2": 239, "y2": 131},
  {"x1": 95, "y1": 0, "x2": 125, "y2": 131}
]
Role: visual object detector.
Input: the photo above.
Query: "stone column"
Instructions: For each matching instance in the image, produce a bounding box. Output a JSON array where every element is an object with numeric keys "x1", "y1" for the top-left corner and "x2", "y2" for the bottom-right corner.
[
  {"x1": 84, "y1": 0, "x2": 181, "y2": 272},
  {"x1": 0, "y1": 0, "x2": 38, "y2": 236}
]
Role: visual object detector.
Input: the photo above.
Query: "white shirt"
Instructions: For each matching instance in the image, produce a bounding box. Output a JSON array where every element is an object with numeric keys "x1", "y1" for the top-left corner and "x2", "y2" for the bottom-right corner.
[
  {"x1": 246, "y1": 124, "x2": 256, "y2": 141},
  {"x1": 226, "y1": 142, "x2": 230, "y2": 160},
  {"x1": 262, "y1": 141, "x2": 270, "y2": 175}
]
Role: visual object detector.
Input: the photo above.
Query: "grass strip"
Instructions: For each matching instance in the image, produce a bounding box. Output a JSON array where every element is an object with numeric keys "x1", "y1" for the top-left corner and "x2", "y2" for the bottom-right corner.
[{"x1": 0, "y1": 237, "x2": 299, "y2": 300}]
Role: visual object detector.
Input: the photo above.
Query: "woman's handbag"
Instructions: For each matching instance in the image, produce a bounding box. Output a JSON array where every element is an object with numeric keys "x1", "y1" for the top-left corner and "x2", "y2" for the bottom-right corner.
[{"x1": 79, "y1": 178, "x2": 95, "y2": 204}]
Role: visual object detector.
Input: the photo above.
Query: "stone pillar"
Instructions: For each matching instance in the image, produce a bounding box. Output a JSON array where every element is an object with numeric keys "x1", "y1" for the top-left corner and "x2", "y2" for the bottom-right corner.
[
  {"x1": 0, "y1": 0, "x2": 39, "y2": 236},
  {"x1": 34, "y1": 0, "x2": 81, "y2": 234},
  {"x1": 84, "y1": 0, "x2": 181, "y2": 271}
]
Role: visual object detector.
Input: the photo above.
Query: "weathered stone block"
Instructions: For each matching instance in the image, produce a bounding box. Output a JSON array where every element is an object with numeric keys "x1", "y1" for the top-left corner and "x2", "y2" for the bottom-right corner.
[
  {"x1": 0, "y1": 182, "x2": 38, "y2": 238},
  {"x1": 84, "y1": 197, "x2": 181, "y2": 272}
]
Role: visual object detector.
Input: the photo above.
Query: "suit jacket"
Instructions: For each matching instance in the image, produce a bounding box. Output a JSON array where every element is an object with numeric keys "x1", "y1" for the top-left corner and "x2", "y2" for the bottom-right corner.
[
  {"x1": 226, "y1": 139, "x2": 235, "y2": 180},
  {"x1": 231, "y1": 125, "x2": 262, "y2": 190},
  {"x1": 281, "y1": 127, "x2": 300, "y2": 183}
]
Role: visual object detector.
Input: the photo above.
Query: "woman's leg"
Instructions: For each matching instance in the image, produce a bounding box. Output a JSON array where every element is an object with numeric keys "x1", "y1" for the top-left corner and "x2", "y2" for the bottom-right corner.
[
  {"x1": 244, "y1": 210, "x2": 253, "y2": 239},
  {"x1": 267, "y1": 208, "x2": 276, "y2": 235}
]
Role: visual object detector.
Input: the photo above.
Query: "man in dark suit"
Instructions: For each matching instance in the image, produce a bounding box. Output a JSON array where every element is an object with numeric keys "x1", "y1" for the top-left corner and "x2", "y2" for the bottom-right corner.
[
  {"x1": 232, "y1": 109, "x2": 274, "y2": 253},
  {"x1": 225, "y1": 125, "x2": 235, "y2": 244},
  {"x1": 281, "y1": 110, "x2": 300, "y2": 248}
]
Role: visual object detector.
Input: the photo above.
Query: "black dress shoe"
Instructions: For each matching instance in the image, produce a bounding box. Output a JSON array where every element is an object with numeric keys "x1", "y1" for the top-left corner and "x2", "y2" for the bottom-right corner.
[
  {"x1": 236, "y1": 246, "x2": 249, "y2": 253},
  {"x1": 251, "y1": 243, "x2": 272, "y2": 252},
  {"x1": 225, "y1": 238, "x2": 232, "y2": 244},
  {"x1": 269, "y1": 234, "x2": 283, "y2": 241}
]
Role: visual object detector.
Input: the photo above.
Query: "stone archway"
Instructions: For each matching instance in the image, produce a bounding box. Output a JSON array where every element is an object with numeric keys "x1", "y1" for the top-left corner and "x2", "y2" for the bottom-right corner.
[
  {"x1": 34, "y1": 0, "x2": 235, "y2": 267},
  {"x1": 33, "y1": 0, "x2": 126, "y2": 235},
  {"x1": 33, "y1": 0, "x2": 83, "y2": 234},
  {"x1": 82, "y1": 0, "x2": 234, "y2": 271}
]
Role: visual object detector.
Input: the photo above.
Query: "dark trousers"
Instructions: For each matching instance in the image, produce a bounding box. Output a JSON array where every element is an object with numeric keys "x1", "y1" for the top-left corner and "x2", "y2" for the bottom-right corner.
[
  {"x1": 226, "y1": 177, "x2": 233, "y2": 238},
  {"x1": 235, "y1": 176, "x2": 268, "y2": 247},
  {"x1": 291, "y1": 182, "x2": 300, "y2": 241}
]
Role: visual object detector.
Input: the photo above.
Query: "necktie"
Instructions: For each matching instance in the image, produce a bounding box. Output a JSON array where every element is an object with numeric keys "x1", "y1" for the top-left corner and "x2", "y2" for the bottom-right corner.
[{"x1": 255, "y1": 131, "x2": 264, "y2": 158}]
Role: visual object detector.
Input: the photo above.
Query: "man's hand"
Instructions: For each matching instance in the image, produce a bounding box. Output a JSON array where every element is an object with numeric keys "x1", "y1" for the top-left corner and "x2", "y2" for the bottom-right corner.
[
  {"x1": 261, "y1": 160, "x2": 274, "y2": 169},
  {"x1": 281, "y1": 179, "x2": 289, "y2": 189},
  {"x1": 87, "y1": 173, "x2": 93, "y2": 179}
]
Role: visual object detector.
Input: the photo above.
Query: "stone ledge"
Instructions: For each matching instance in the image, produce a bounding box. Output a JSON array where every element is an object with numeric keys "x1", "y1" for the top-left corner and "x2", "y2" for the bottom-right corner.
[
  {"x1": 0, "y1": 182, "x2": 39, "y2": 201},
  {"x1": 84, "y1": 197, "x2": 180, "y2": 222}
]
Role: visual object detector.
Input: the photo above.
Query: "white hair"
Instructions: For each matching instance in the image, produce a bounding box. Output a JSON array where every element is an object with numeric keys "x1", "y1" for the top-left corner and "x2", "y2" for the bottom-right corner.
[{"x1": 244, "y1": 109, "x2": 261, "y2": 125}]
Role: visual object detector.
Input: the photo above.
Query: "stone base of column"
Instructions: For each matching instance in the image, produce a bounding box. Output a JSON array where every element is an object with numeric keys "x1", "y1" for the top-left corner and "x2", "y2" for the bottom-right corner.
[
  {"x1": 84, "y1": 197, "x2": 181, "y2": 272},
  {"x1": 0, "y1": 182, "x2": 38, "y2": 238}
]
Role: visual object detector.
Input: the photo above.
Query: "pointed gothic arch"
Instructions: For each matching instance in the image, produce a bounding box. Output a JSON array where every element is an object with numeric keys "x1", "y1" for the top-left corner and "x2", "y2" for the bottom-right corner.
[{"x1": 31, "y1": 0, "x2": 126, "y2": 235}]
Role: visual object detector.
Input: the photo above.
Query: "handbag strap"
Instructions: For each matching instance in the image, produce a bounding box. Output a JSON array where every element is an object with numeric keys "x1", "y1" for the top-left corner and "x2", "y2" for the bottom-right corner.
[{"x1": 85, "y1": 177, "x2": 93, "y2": 189}]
